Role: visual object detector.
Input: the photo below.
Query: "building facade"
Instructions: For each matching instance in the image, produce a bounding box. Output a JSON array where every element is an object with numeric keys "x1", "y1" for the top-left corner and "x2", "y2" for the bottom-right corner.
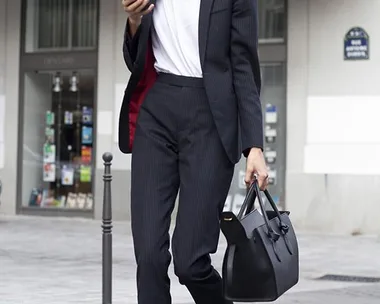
[{"x1": 0, "y1": 0, "x2": 379, "y2": 235}]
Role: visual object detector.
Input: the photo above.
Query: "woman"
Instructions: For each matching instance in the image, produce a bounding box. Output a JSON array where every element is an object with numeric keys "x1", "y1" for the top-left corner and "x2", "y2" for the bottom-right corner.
[{"x1": 119, "y1": 0, "x2": 268, "y2": 303}]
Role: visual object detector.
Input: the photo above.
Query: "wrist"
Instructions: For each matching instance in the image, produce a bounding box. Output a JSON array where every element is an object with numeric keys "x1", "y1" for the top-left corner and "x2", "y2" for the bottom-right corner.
[
  {"x1": 248, "y1": 147, "x2": 263, "y2": 156},
  {"x1": 128, "y1": 15, "x2": 142, "y2": 26}
]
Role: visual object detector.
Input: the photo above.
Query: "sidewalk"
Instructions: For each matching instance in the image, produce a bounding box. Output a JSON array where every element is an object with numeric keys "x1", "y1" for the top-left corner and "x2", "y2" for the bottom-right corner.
[{"x1": 1, "y1": 215, "x2": 380, "y2": 303}]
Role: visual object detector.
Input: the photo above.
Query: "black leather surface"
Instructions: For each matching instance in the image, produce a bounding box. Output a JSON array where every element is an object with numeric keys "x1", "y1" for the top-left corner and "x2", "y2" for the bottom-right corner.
[{"x1": 220, "y1": 183, "x2": 299, "y2": 302}]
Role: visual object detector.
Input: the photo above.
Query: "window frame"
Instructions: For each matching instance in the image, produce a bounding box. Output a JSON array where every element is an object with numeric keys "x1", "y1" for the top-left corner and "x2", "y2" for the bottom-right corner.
[
  {"x1": 258, "y1": 0, "x2": 287, "y2": 44},
  {"x1": 21, "y1": 0, "x2": 99, "y2": 54}
]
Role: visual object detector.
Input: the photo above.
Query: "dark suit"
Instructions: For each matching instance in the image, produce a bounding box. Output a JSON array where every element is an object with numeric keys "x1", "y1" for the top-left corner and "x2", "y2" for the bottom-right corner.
[
  {"x1": 119, "y1": 0, "x2": 263, "y2": 303},
  {"x1": 119, "y1": 0, "x2": 263, "y2": 163}
]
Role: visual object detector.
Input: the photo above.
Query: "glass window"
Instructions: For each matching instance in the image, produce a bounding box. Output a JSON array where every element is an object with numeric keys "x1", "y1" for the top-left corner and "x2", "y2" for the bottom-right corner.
[
  {"x1": 24, "y1": 0, "x2": 99, "y2": 52},
  {"x1": 258, "y1": 0, "x2": 286, "y2": 42},
  {"x1": 21, "y1": 70, "x2": 96, "y2": 210}
]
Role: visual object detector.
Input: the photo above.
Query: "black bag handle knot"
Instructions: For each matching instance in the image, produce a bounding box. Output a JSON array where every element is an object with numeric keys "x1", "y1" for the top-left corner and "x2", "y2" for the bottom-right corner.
[{"x1": 237, "y1": 180, "x2": 294, "y2": 256}]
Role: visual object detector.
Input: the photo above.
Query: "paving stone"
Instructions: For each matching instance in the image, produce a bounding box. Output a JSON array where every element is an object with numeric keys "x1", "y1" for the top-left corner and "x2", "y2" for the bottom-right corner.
[{"x1": 1, "y1": 215, "x2": 380, "y2": 303}]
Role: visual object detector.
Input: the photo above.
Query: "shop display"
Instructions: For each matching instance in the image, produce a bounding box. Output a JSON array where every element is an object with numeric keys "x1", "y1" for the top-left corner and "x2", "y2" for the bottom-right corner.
[
  {"x1": 81, "y1": 146, "x2": 92, "y2": 164},
  {"x1": 46, "y1": 111, "x2": 55, "y2": 125},
  {"x1": 61, "y1": 166, "x2": 74, "y2": 186},
  {"x1": 43, "y1": 143, "x2": 56, "y2": 162},
  {"x1": 85, "y1": 193, "x2": 93, "y2": 209},
  {"x1": 64, "y1": 111, "x2": 73, "y2": 124},
  {"x1": 66, "y1": 192, "x2": 78, "y2": 208},
  {"x1": 40, "y1": 189, "x2": 55, "y2": 207},
  {"x1": 76, "y1": 193, "x2": 87, "y2": 208},
  {"x1": 80, "y1": 165, "x2": 92, "y2": 182},
  {"x1": 45, "y1": 127, "x2": 55, "y2": 143},
  {"x1": 28, "y1": 188, "x2": 42, "y2": 206},
  {"x1": 64, "y1": 192, "x2": 94, "y2": 209},
  {"x1": 27, "y1": 71, "x2": 94, "y2": 210},
  {"x1": 81, "y1": 126, "x2": 93, "y2": 144},
  {"x1": 43, "y1": 163, "x2": 56, "y2": 182},
  {"x1": 82, "y1": 106, "x2": 93, "y2": 124}
]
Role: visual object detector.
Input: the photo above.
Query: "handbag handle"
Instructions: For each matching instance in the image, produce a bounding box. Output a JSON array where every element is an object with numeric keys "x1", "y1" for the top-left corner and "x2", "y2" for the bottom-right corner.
[
  {"x1": 237, "y1": 181, "x2": 276, "y2": 239},
  {"x1": 237, "y1": 183, "x2": 256, "y2": 220},
  {"x1": 237, "y1": 181, "x2": 287, "y2": 242}
]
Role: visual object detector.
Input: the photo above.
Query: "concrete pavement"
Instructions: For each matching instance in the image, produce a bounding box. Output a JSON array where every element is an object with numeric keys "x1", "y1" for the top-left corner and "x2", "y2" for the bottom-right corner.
[{"x1": 1, "y1": 215, "x2": 380, "y2": 303}]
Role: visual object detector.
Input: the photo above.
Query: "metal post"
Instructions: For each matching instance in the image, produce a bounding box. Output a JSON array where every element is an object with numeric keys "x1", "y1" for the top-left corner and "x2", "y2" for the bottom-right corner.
[{"x1": 102, "y1": 152, "x2": 113, "y2": 304}]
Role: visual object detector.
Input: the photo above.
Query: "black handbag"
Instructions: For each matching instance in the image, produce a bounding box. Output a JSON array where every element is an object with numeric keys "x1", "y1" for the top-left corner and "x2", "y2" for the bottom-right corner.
[{"x1": 220, "y1": 181, "x2": 299, "y2": 302}]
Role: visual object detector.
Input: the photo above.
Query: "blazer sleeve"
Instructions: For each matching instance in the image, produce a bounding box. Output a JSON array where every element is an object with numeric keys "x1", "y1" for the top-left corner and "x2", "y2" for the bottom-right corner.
[
  {"x1": 230, "y1": 0, "x2": 263, "y2": 157},
  {"x1": 123, "y1": 19, "x2": 143, "y2": 72}
]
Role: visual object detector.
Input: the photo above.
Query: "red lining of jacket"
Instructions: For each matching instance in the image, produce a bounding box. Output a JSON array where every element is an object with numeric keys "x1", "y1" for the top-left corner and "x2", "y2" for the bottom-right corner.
[{"x1": 128, "y1": 42, "x2": 157, "y2": 151}]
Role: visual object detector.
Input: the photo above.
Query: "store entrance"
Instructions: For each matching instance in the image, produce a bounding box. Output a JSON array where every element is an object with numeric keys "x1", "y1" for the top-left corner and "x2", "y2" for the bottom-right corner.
[{"x1": 19, "y1": 69, "x2": 96, "y2": 213}]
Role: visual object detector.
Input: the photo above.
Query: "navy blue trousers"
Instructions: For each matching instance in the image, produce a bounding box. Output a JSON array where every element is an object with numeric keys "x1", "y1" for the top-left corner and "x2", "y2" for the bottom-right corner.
[{"x1": 131, "y1": 73, "x2": 234, "y2": 304}]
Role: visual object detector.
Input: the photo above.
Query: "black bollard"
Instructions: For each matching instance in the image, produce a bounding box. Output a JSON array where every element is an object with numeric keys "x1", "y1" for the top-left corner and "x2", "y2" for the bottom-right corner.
[{"x1": 102, "y1": 152, "x2": 113, "y2": 304}]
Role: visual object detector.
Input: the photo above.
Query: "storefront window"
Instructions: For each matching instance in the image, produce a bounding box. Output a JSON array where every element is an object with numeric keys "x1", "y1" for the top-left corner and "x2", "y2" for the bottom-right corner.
[
  {"x1": 21, "y1": 70, "x2": 96, "y2": 210},
  {"x1": 258, "y1": 0, "x2": 286, "y2": 42},
  {"x1": 24, "y1": 0, "x2": 99, "y2": 52}
]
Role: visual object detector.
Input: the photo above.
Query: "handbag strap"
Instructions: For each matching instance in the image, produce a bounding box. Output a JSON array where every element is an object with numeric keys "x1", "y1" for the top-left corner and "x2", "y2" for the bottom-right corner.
[
  {"x1": 237, "y1": 181, "x2": 286, "y2": 241},
  {"x1": 237, "y1": 183, "x2": 256, "y2": 220},
  {"x1": 263, "y1": 188, "x2": 293, "y2": 255},
  {"x1": 263, "y1": 189, "x2": 289, "y2": 232},
  {"x1": 252, "y1": 182, "x2": 280, "y2": 241},
  {"x1": 237, "y1": 182, "x2": 293, "y2": 258},
  {"x1": 244, "y1": 187, "x2": 256, "y2": 216}
]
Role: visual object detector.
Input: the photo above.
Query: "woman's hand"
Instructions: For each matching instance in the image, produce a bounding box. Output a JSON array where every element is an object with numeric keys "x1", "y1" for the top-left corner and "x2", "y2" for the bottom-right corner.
[
  {"x1": 122, "y1": 0, "x2": 154, "y2": 25},
  {"x1": 245, "y1": 148, "x2": 269, "y2": 191}
]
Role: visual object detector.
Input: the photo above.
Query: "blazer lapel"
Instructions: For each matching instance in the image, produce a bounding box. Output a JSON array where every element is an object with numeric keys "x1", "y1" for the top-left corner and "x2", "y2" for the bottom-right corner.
[{"x1": 199, "y1": 0, "x2": 215, "y2": 67}]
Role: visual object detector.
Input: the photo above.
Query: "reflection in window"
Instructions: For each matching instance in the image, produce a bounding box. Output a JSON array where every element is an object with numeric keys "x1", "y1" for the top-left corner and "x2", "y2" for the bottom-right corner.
[
  {"x1": 261, "y1": 64, "x2": 286, "y2": 87},
  {"x1": 258, "y1": 0, "x2": 286, "y2": 41},
  {"x1": 37, "y1": 0, "x2": 70, "y2": 49},
  {"x1": 25, "y1": 0, "x2": 99, "y2": 52},
  {"x1": 21, "y1": 70, "x2": 96, "y2": 209},
  {"x1": 72, "y1": 0, "x2": 98, "y2": 48}
]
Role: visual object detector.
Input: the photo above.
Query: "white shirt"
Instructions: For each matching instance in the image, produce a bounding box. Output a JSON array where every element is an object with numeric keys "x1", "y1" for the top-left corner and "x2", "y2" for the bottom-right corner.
[{"x1": 151, "y1": 0, "x2": 202, "y2": 77}]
